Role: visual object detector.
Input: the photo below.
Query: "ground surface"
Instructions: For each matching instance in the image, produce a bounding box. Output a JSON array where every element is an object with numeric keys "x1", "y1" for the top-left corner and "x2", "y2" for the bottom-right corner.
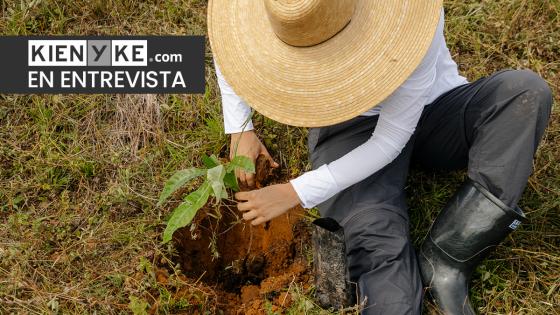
[{"x1": 1, "y1": 0, "x2": 558, "y2": 314}]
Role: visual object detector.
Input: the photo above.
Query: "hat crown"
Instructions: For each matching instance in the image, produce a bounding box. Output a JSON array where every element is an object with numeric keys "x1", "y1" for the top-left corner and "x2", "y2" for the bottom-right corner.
[{"x1": 264, "y1": 0, "x2": 357, "y2": 47}]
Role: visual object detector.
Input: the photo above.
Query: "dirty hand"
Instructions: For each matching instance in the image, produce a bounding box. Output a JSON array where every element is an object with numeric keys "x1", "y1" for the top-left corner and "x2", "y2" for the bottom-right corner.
[
  {"x1": 236, "y1": 183, "x2": 301, "y2": 225},
  {"x1": 230, "y1": 130, "x2": 279, "y2": 188}
]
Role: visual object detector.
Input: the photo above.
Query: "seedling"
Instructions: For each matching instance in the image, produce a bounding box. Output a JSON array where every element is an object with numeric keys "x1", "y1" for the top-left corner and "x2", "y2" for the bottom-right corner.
[{"x1": 158, "y1": 154, "x2": 255, "y2": 244}]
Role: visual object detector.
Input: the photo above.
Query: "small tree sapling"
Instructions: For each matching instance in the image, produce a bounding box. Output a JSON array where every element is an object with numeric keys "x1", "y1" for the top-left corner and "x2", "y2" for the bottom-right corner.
[{"x1": 158, "y1": 154, "x2": 254, "y2": 244}]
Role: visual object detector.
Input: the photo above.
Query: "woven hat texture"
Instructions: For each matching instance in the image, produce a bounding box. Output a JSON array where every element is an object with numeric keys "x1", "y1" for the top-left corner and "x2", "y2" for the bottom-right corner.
[{"x1": 209, "y1": 0, "x2": 443, "y2": 127}]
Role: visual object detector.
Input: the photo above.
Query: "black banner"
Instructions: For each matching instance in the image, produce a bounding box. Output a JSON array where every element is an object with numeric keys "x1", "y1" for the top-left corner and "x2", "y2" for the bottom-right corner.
[{"x1": 0, "y1": 36, "x2": 205, "y2": 94}]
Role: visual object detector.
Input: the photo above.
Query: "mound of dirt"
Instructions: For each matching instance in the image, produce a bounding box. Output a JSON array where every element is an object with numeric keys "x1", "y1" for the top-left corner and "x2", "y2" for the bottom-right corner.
[{"x1": 171, "y1": 157, "x2": 312, "y2": 314}]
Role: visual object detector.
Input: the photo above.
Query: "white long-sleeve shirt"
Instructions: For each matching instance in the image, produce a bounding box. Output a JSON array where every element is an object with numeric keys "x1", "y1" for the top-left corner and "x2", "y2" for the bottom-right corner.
[{"x1": 216, "y1": 10, "x2": 468, "y2": 209}]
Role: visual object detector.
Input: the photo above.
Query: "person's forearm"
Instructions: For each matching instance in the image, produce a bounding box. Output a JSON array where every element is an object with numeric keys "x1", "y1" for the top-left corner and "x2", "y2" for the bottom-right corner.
[
  {"x1": 215, "y1": 60, "x2": 254, "y2": 134},
  {"x1": 290, "y1": 124, "x2": 416, "y2": 209},
  {"x1": 290, "y1": 96, "x2": 426, "y2": 209},
  {"x1": 221, "y1": 94, "x2": 254, "y2": 134}
]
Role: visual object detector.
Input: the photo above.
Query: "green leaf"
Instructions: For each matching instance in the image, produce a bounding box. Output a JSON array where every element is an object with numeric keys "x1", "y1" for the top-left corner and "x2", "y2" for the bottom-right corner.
[
  {"x1": 223, "y1": 171, "x2": 239, "y2": 191},
  {"x1": 157, "y1": 168, "x2": 206, "y2": 207},
  {"x1": 227, "y1": 156, "x2": 255, "y2": 173},
  {"x1": 202, "y1": 154, "x2": 220, "y2": 168},
  {"x1": 207, "y1": 165, "x2": 227, "y2": 200},
  {"x1": 162, "y1": 182, "x2": 211, "y2": 244}
]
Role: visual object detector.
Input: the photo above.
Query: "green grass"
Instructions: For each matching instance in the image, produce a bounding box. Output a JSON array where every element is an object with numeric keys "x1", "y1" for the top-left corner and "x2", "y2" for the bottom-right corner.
[{"x1": 0, "y1": 0, "x2": 558, "y2": 314}]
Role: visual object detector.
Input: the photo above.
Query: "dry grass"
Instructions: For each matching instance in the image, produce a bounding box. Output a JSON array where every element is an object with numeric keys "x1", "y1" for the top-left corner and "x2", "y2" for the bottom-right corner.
[
  {"x1": 111, "y1": 95, "x2": 163, "y2": 156},
  {"x1": 0, "y1": 0, "x2": 558, "y2": 314}
]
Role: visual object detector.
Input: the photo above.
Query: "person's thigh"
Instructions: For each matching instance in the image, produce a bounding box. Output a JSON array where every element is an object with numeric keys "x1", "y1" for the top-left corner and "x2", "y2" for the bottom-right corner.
[{"x1": 413, "y1": 70, "x2": 552, "y2": 207}]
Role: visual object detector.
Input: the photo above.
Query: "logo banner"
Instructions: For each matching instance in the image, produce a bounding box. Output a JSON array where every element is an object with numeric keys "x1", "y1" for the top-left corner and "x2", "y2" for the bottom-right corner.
[{"x1": 0, "y1": 36, "x2": 205, "y2": 94}]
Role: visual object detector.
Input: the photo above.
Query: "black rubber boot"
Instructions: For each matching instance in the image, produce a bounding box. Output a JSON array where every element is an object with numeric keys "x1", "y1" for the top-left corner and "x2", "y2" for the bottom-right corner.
[{"x1": 419, "y1": 180, "x2": 527, "y2": 315}]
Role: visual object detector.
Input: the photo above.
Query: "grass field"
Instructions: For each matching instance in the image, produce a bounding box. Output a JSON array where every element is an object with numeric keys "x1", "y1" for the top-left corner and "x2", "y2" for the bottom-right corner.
[{"x1": 1, "y1": 0, "x2": 558, "y2": 314}]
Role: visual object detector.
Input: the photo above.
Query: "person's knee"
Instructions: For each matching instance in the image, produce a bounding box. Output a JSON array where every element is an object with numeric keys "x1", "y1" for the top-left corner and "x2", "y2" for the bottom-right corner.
[{"x1": 496, "y1": 70, "x2": 553, "y2": 114}]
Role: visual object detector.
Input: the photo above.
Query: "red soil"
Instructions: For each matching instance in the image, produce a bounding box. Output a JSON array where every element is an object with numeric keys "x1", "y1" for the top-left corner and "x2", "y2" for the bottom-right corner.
[{"x1": 171, "y1": 157, "x2": 312, "y2": 314}]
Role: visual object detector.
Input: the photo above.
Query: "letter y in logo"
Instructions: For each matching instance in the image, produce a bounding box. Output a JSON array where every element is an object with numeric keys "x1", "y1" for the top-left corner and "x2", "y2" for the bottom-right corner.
[{"x1": 87, "y1": 40, "x2": 111, "y2": 66}]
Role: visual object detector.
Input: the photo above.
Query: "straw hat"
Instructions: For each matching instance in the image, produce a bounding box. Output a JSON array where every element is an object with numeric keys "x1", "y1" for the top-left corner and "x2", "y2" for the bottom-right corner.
[{"x1": 208, "y1": 0, "x2": 443, "y2": 127}]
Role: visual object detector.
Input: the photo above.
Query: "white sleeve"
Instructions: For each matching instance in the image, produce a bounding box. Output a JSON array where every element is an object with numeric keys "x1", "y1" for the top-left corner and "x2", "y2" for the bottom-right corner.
[
  {"x1": 215, "y1": 61, "x2": 255, "y2": 134},
  {"x1": 290, "y1": 83, "x2": 431, "y2": 208},
  {"x1": 290, "y1": 12, "x2": 444, "y2": 209}
]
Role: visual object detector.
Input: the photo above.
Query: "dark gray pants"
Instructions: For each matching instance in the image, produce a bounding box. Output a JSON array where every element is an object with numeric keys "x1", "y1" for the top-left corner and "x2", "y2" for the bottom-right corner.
[{"x1": 309, "y1": 70, "x2": 552, "y2": 314}]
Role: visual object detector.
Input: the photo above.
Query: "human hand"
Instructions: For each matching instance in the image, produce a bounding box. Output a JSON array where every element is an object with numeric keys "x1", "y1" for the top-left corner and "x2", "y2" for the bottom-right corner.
[
  {"x1": 235, "y1": 183, "x2": 301, "y2": 225},
  {"x1": 230, "y1": 130, "x2": 279, "y2": 188}
]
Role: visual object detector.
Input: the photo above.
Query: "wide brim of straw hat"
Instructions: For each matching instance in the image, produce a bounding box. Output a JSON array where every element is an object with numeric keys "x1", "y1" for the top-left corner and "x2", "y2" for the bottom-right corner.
[{"x1": 208, "y1": 0, "x2": 443, "y2": 127}]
